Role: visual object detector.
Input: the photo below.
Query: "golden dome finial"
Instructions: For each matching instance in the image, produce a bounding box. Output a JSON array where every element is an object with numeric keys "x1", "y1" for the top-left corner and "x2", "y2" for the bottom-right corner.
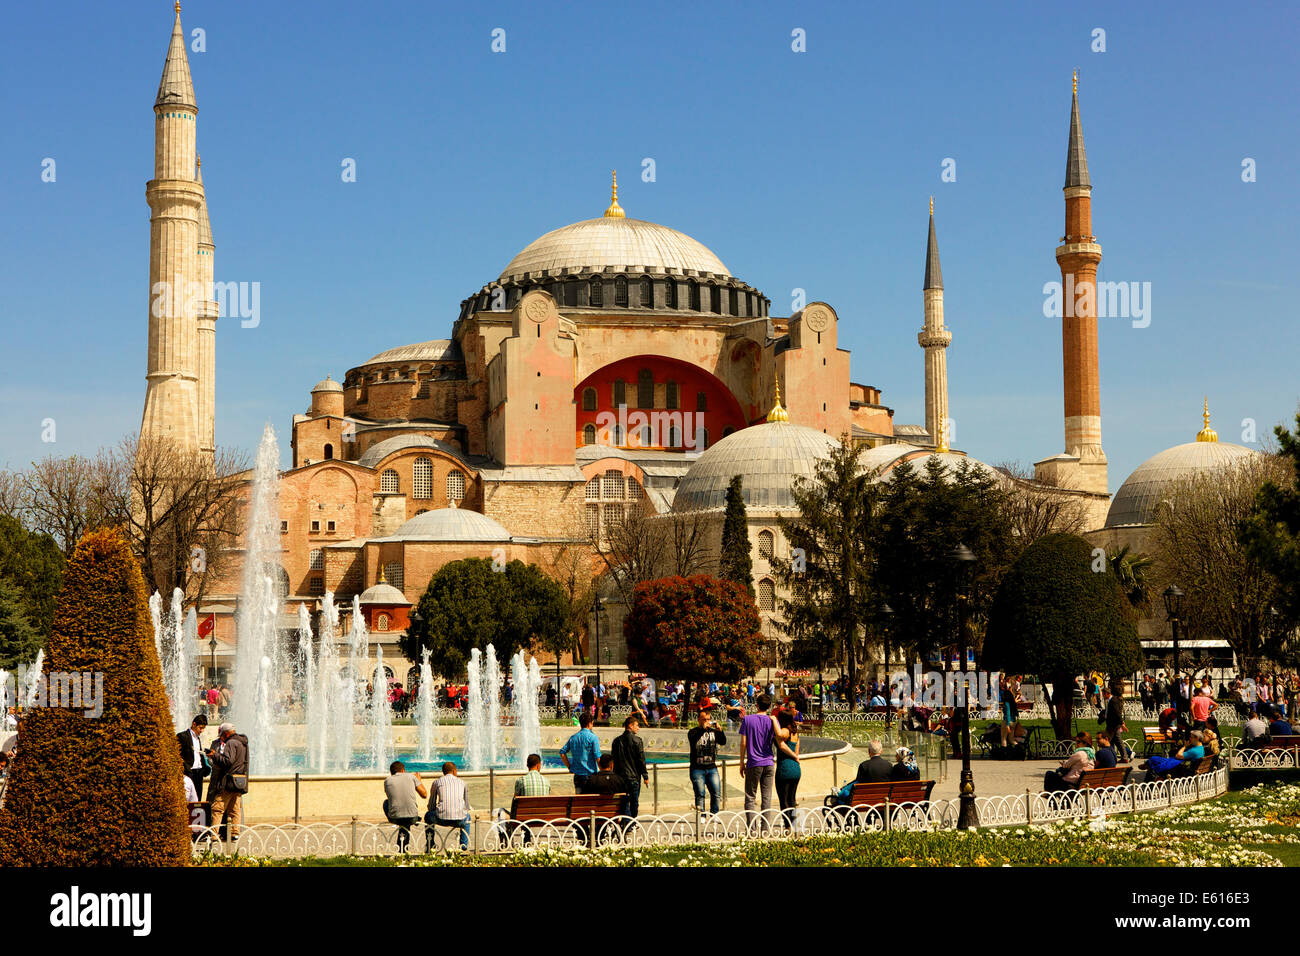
[
  {"x1": 377, "y1": 565, "x2": 387, "y2": 584},
  {"x1": 935, "y1": 418, "x2": 949, "y2": 453},
  {"x1": 175, "y1": 2, "x2": 181, "y2": 13},
  {"x1": 1072, "y1": 69, "x2": 1078, "y2": 95},
  {"x1": 766, "y1": 378, "x2": 789, "y2": 424},
  {"x1": 1196, "y1": 397, "x2": 1219, "y2": 443},
  {"x1": 929, "y1": 195, "x2": 934, "y2": 217},
  {"x1": 196, "y1": 153, "x2": 201, "y2": 169},
  {"x1": 603, "y1": 169, "x2": 625, "y2": 218}
]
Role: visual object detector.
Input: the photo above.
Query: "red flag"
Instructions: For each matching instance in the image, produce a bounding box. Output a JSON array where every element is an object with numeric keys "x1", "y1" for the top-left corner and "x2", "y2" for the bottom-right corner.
[{"x1": 198, "y1": 613, "x2": 215, "y2": 637}]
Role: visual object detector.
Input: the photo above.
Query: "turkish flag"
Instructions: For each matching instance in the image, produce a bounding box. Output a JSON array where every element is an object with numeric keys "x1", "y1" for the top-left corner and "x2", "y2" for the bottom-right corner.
[{"x1": 198, "y1": 613, "x2": 215, "y2": 637}]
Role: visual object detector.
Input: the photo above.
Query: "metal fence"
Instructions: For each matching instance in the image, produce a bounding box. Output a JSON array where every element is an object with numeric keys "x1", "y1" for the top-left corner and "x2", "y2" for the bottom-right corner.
[{"x1": 189, "y1": 767, "x2": 1229, "y2": 860}]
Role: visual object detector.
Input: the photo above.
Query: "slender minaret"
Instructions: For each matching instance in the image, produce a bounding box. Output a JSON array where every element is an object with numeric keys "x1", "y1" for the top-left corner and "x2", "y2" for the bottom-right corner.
[
  {"x1": 1055, "y1": 71, "x2": 1107, "y2": 492},
  {"x1": 196, "y1": 153, "x2": 217, "y2": 454},
  {"x1": 141, "y1": 2, "x2": 203, "y2": 451},
  {"x1": 918, "y1": 197, "x2": 951, "y2": 448}
]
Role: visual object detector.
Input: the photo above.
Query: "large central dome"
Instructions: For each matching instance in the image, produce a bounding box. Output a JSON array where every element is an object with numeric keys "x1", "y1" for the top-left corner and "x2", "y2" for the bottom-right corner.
[{"x1": 499, "y1": 216, "x2": 731, "y2": 282}]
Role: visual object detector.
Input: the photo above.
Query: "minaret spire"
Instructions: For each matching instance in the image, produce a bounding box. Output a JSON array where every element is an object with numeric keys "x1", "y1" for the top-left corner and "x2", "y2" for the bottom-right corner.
[
  {"x1": 156, "y1": 2, "x2": 196, "y2": 111},
  {"x1": 918, "y1": 198, "x2": 951, "y2": 449},
  {"x1": 1065, "y1": 70, "x2": 1090, "y2": 189}
]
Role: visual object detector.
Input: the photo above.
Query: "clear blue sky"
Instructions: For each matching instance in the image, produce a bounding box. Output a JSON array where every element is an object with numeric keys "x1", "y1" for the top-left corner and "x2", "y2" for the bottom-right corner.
[{"x1": 2, "y1": 0, "x2": 1296, "y2": 488}]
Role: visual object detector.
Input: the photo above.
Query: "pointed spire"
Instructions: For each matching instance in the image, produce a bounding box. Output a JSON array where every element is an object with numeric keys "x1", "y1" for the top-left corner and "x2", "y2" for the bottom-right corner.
[
  {"x1": 156, "y1": 3, "x2": 197, "y2": 110},
  {"x1": 924, "y1": 197, "x2": 943, "y2": 290},
  {"x1": 603, "y1": 169, "x2": 625, "y2": 218},
  {"x1": 1196, "y1": 397, "x2": 1219, "y2": 443},
  {"x1": 1065, "y1": 71, "x2": 1089, "y2": 188},
  {"x1": 197, "y1": 154, "x2": 212, "y2": 244},
  {"x1": 766, "y1": 377, "x2": 789, "y2": 424}
]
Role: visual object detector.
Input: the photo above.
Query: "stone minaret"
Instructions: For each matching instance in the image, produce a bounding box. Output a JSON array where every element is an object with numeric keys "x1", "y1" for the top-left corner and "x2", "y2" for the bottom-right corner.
[
  {"x1": 141, "y1": 3, "x2": 204, "y2": 451},
  {"x1": 196, "y1": 154, "x2": 217, "y2": 454},
  {"x1": 1055, "y1": 72, "x2": 1107, "y2": 492},
  {"x1": 918, "y1": 197, "x2": 951, "y2": 448}
]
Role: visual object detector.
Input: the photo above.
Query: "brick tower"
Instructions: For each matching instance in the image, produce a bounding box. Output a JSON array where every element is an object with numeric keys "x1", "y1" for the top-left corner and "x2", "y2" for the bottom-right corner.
[
  {"x1": 1037, "y1": 72, "x2": 1107, "y2": 495},
  {"x1": 140, "y1": 3, "x2": 207, "y2": 452}
]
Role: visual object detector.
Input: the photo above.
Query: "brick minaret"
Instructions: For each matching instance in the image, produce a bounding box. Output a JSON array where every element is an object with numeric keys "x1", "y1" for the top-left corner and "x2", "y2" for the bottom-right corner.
[
  {"x1": 918, "y1": 197, "x2": 951, "y2": 448},
  {"x1": 1054, "y1": 72, "x2": 1107, "y2": 493},
  {"x1": 141, "y1": 2, "x2": 204, "y2": 451}
]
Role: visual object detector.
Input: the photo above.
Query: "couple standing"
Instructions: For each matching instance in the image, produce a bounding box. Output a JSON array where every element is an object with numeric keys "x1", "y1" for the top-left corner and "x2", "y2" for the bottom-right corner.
[{"x1": 738, "y1": 693, "x2": 799, "y2": 830}]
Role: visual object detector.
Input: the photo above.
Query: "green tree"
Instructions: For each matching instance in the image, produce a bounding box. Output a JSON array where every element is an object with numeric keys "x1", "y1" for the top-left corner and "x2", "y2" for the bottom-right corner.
[
  {"x1": 720, "y1": 475, "x2": 753, "y2": 594},
  {"x1": 773, "y1": 439, "x2": 879, "y2": 711},
  {"x1": 983, "y1": 532, "x2": 1142, "y2": 739},
  {"x1": 0, "y1": 577, "x2": 41, "y2": 669},
  {"x1": 1241, "y1": 412, "x2": 1300, "y2": 643},
  {"x1": 0, "y1": 527, "x2": 191, "y2": 865},
  {"x1": 400, "y1": 558, "x2": 569, "y2": 679},
  {"x1": 0, "y1": 514, "x2": 64, "y2": 641},
  {"x1": 874, "y1": 457, "x2": 1014, "y2": 671},
  {"x1": 623, "y1": 574, "x2": 762, "y2": 720}
]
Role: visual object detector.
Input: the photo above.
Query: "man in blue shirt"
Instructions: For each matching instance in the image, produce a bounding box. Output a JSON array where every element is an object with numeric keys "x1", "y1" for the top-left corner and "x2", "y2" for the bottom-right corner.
[{"x1": 560, "y1": 711, "x2": 601, "y2": 793}]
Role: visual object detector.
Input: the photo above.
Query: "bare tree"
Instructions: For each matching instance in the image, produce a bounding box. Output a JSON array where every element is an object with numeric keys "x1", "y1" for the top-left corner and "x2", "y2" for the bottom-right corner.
[
  {"x1": 995, "y1": 462, "x2": 1089, "y2": 552},
  {"x1": 1149, "y1": 455, "x2": 1291, "y2": 672},
  {"x1": 663, "y1": 510, "x2": 715, "y2": 577},
  {"x1": 22, "y1": 453, "x2": 117, "y2": 555},
  {"x1": 540, "y1": 516, "x2": 600, "y2": 665},
  {"x1": 0, "y1": 470, "x2": 29, "y2": 522},
  {"x1": 99, "y1": 436, "x2": 249, "y2": 605},
  {"x1": 598, "y1": 498, "x2": 671, "y2": 606}
]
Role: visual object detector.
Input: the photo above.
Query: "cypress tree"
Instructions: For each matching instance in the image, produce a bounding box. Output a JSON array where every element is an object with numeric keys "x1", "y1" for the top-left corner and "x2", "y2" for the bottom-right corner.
[
  {"x1": 720, "y1": 475, "x2": 753, "y2": 595},
  {"x1": 0, "y1": 527, "x2": 191, "y2": 866}
]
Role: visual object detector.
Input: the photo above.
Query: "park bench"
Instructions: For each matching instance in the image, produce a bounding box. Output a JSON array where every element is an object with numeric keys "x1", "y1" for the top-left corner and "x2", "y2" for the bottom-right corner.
[
  {"x1": 499, "y1": 793, "x2": 625, "y2": 847},
  {"x1": 1142, "y1": 727, "x2": 1173, "y2": 756},
  {"x1": 1077, "y1": 766, "x2": 1132, "y2": 789},
  {"x1": 1255, "y1": 734, "x2": 1300, "y2": 750},
  {"x1": 844, "y1": 779, "x2": 936, "y2": 807}
]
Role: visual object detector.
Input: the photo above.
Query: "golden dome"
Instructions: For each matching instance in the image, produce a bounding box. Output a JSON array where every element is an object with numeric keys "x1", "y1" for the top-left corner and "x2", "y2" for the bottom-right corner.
[{"x1": 1196, "y1": 397, "x2": 1218, "y2": 443}]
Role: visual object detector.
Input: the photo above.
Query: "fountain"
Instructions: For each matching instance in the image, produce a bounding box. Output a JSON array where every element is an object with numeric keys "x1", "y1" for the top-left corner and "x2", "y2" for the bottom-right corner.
[
  {"x1": 464, "y1": 648, "x2": 487, "y2": 770},
  {"x1": 511, "y1": 650, "x2": 542, "y2": 768},
  {"x1": 368, "y1": 646, "x2": 393, "y2": 771},
  {"x1": 483, "y1": 644, "x2": 503, "y2": 766},
  {"x1": 416, "y1": 648, "x2": 437, "y2": 762},
  {"x1": 146, "y1": 588, "x2": 200, "y2": 730},
  {"x1": 230, "y1": 424, "x2": 287, "y2": 773},
  {"x1": 23, "y1": 649, "x2": 45, "y2": 707}
]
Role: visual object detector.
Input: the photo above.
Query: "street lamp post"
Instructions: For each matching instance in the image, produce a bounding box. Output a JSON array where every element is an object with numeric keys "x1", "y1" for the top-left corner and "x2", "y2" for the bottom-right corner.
[
  {"x1": 1163, "y1": 585, "x2": 1184, "y2": 679},
  {"x1": 208, "y1": 635, "x2": 217, "y2": 680},
  {"x1": 593, "y1": 596, "x2": 604, "y2": 689},
  {"x1": 952, "y1": 543, "x2": 978, "y2": 830},
  {"x1": 881, "y1": 604, "x2": 894, "y2": 729}
]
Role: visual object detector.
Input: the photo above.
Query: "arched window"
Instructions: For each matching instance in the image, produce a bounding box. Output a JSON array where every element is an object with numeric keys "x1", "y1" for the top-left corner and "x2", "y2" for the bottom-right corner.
[
  {"x1": 586, "y1": 469, "x2": 645, "y2": 547},
  {"x1": 323, "y1": 443, "x2": 334, "y2": 460},
  {"x1": 710, "y1": 284, "x2": 723, "y2": 314},
  {"x1": 602, "y1": 470, "x2": 623, "y2": 498},
  {"x1": 665, "y1": 279, "x2": 678, "y2": 309},
  {"x1": 758, "y1": 579, "x2": 775, "y2": 611},
  {"x1": 688, "y1": 280, "x2": 700, "y2": 311},
  {"x1": 637, "y1": 369, "x2": 654, "y2": 409},
  {"x1": 696, "y1": 391, "x2": 708, "y2": 412},
  {"x1": 614, "y1": 276, "x2": 628, "y2": 307},
  {"x1": 309, "y1": 549, "x2": 324, "y2": 570},
  {"x1": 640, "y1": 276, "x2": 653, "y2": 307},
  {"x1": 380, "y1": 469, "x2": 399, "y2": 494},
  {"x1": 583, "y1": 423, "x2": 597, "y2": 445},
  {"x1": 589, "y1": 277, "x2": 603, "y2": 307},
  {"x1": 377, "y1": 614, "x2": 390, "y2": 632},
  {"x1": 563, "y1": 281, "x2": 579, "y2": 307},
  {"x1": 406, "y1": 666, "x2": 420, "y2": 688},
  {"x1": 612, "y1": 425, "x2": 624, "y2": 446},
  {"x1": 582, "y1": 387, "x2": 597, "y2": 411},
  {"x1": 613, "y1": 379, "x2": 626, "y2": 407},
  {"x1": 730, "y1": 288, "x2": 739, "y2": 314},
  {"x1": 700, "y1": 428, "x2": 709, "y2": 450},
  {"x1": 666, "y1": 381, "x2": 678, "y2": 410},
  {"x1": 757, "y1": 530, "x2": 775, "y2": 559},
  {"x1": 412, "y1": 457, "x2": 432, "y2": 500},
  {"x1": 668, "y1": 423, "x2": 680, "y2": 447},
  {"x1": 445, "y1": 469, "x2": 465, "y2": 503},
  {"x1": 638, "y1": 425, "x2": 651, "y2": 446},
  {"x1": 383, "y1": 562, "x2": 404, "y2": 591},
  {"x1": 586, "y1": 476, "x2": 601, "y2": 499}
]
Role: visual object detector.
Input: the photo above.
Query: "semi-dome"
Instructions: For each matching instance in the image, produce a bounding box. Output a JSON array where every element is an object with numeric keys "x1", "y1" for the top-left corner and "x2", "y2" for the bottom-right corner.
[
  {"x1": 385, "y1": 507, "x2": 512, "y2": 542},
  {"x1": 358, "y1": 339, "x2": 461, "y2": 368},
  {"x1": 311, "y1": 376, "x2": 343, "y2": 393},
  {"x1": 1106, "y1": 440, "x2": 1257, "y2": 528},
  {"x1": 500, "y1": 217, "x2": 730, "y2": 282},
  {"x1": 673, "y1": 409, "x2": 837, "y2": 513},
  {"x1": 357, "y1": 434, "x2": 467, "y2": 469}
]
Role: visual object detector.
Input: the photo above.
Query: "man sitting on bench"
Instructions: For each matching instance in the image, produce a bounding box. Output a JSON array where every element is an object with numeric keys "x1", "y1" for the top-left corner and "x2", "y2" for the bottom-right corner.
[{"x1": 1140, "y1": 730, "x2": 1205, "y2": 782}]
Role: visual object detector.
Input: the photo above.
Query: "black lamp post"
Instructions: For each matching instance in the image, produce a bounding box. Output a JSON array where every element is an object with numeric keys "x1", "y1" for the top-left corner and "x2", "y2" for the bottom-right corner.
[
  {"x1": 1163, "y1": 585, "x2": 1184, "y2": 678},
  {"x1": 881, "y1": 603, "x2": 894, "y2": 729},
  {"x1": 952, "y1": 543, "x2": 978, "y2": 830},
  {"x1": 208, "y1": 634, "x2": 218, "y2": 680},
  {"x1": 594, "y1": 596, "x2": 604, "y2": 689}
]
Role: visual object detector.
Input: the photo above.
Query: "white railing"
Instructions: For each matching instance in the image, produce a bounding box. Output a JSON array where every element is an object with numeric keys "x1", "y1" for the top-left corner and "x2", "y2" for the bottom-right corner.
[{"x1": 191, "y1": 767, "x2": 1229, "y2": 860}]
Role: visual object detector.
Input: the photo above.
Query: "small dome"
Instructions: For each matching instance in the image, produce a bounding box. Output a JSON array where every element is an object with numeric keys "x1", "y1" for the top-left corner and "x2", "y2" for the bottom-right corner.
[
  {"x1": 500, "y1": 217, "x2": 730, "y2": 282},
  {"x1": 359, "y1": 339, "x2": 461, "y2": 368},
  {"x1": 312, "y1": 376, "x2": 343, "y2": 393},
  {"x1": 672, "y1": 422, "x2": 837, "y2": 512},
  {"x1": 357, "y1": 434, "x2": 466, "y2": 469},
  {"x1": 358, "y1": 581, "x2": 409, "y2": 605},
  {"x1": 386, "y1": 507, "x2": 512, "y2": 542},
  {"x1": 1106, "y1": 440, "x2": 1258, "y2": 528}
]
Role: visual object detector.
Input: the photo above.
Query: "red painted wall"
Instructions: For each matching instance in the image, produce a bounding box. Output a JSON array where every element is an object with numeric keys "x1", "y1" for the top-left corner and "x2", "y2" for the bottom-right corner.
[{"x1": 574, "y1": 355, "x2": 747, "y2": 451}]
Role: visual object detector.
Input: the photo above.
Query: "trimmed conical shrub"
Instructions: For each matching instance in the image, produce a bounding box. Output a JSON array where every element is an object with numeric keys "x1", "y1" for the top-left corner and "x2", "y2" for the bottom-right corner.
[{"x1": 0, "y1": 527, "x2": 191, "y2": 865}]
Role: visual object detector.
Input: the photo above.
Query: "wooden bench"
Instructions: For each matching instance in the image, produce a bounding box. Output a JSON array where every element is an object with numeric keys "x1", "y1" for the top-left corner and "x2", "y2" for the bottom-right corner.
[
  {"x1": 507, "y1": 793, "x2": 624, "y2": 822},
  {"x1": 1077, "y1": 766, "x2": 1132, "y2": 789},
  {"x1": 845, "y1": 779, "x2": 936, "y2": 807},
  {"x1": 1142, "y1": 727, "x2": 1173, "y2": 755},
  {"x1": 1255, "y1": 734, "x2": 1300, "y2": 750}
]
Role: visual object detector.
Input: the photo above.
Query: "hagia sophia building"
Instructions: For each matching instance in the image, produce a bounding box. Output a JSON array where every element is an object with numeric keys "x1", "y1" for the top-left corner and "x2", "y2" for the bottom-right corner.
[{"x1": 140, "y1": 6, "x2": 1257, "y2": 682}]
